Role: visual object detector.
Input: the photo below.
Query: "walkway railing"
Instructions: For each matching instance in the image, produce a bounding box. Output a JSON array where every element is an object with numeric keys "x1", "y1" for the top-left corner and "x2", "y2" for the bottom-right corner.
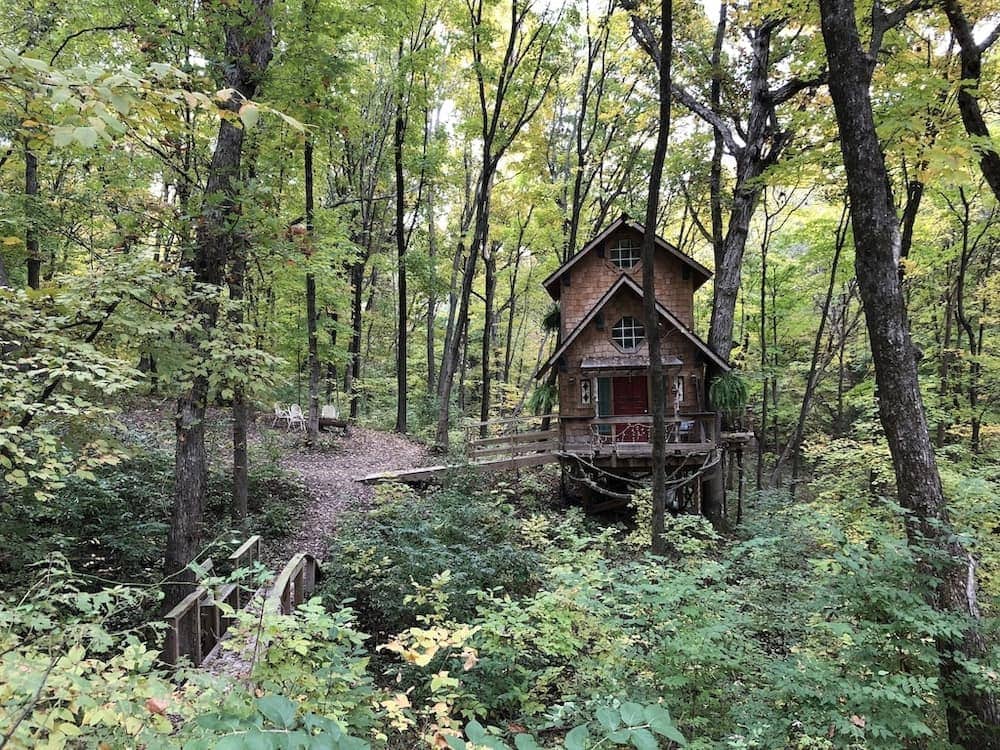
[
  {"x1": 466, "y1": 413, "x2": 560, "y2": 463},
  {"x1": 161, "y1": 536, "x2": 320, "y2": 668},
  {"x1": 266, "y1": 553, "x2": 319, "y2": 615}
]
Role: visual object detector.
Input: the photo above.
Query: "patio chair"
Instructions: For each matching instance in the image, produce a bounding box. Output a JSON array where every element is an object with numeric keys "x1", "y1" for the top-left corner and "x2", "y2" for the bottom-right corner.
[
  {"x1": 271, "y1": 403, "x2": 291, "y2": 428},
  {"x1": 287, "y1": 404, "x2": 306, "y2": 431},
  {"x1": 320, "y1": 404, "x2": 339, "y2": 421}
]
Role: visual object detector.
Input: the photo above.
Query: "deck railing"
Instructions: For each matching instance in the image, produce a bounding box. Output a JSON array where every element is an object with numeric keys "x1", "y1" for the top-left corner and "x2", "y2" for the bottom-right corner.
[{"x1": 589, "y1": 412, "x2": 720, "y2": 449}]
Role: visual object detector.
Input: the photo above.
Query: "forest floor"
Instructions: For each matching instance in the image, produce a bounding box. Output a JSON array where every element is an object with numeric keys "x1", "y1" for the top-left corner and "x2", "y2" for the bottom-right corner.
[
  {"x1": 270, "y1": 427, "x2": 429, "y2": 565},
  {"x1": 121, "y1": 401, "x2": 430, "y2": 565}
]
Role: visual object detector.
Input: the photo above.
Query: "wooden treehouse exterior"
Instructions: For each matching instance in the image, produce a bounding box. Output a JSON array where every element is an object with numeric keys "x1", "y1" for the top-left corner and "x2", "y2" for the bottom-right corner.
[{"x1": 535, "y1": 215, "x2": 731, "y2": 502}]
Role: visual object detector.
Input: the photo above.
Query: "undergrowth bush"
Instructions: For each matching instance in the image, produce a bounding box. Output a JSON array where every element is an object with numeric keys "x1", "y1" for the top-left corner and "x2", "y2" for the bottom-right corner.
[
  {"x1": 320, "y1": 476, "x2": 546, "y2": 638},
  {"x1": 0, "y1": 445, "x2": 308, "y2": 592}
]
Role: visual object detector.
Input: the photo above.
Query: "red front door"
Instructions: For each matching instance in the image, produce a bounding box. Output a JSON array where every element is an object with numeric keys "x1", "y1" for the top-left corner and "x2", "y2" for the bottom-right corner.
[{"x1": 612, "y1": 375, "x2": 648, "y2": 441}]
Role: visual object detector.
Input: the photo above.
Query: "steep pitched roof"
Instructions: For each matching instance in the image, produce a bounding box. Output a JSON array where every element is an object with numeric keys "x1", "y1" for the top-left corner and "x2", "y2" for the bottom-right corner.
[
  {"x1": 542, "y1": 214, "x2": 712, "y2": 299},
  {"x1": 535, "y1": 274, "x2": 730, "y2": 377}
]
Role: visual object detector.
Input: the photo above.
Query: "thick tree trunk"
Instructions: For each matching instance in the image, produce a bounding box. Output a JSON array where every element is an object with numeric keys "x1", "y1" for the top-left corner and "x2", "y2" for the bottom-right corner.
[
  {"x1": 166, "y1": 0, "x2": 273, "y2": 609},
  {"x1": 819, "y1": 0, "x2": 1000, "y2": 743},
  {"x1": 942, "y1": 0, "x2": 1000, "y2": 202},
  {"x1": 708, "y1": 166, "x2": 762, "y2": 360}
]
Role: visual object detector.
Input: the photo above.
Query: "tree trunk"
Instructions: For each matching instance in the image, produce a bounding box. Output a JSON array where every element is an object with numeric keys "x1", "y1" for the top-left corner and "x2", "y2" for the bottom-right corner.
[
  {"x1": 819, "y1": 0, "x2": 1000, "y2": 742},
  {"x1": 426, "y1": 194, "x2": 438, "y2": 394},
  {"x1": 640, "y1": 0, "x2": 672, "y2": 554},
  {"x1": 25, "y1": 145, "x2": 40, "y2": 290},
  {"x1": 770, "y1": 204, "x2": 847, "y2": 489},
  {"x1": 479, "y1": 245, "x2": 496, "y2": 435},
  {"x1": 229, "y1": 249, "x2": 249, "y2": 521},
  {"x1": 942, "y1": 0, "x2": 1000, "y2": 202},
  {"x1": 166, "y1": 0, "x2": 273, "y2": 610},
  {"x1": 305, "y1": 138, "x2": 321, "y2": 443},
  {"x1": 346, "y1": 258, "x2": 364, "y2": 420},
  {"x1": 394, "y1": 44, "x2": 408, "y2": 433}
]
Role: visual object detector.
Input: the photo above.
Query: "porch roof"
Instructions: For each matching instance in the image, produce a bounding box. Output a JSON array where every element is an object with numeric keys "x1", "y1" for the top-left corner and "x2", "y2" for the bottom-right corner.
[{"x1": 580, "y1": 354, "x2": 683, "y2": 370}]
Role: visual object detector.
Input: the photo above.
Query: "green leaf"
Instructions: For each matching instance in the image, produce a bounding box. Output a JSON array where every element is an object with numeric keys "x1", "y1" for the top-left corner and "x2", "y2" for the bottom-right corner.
[
  {"x1": 74, "y1": 127, "x2": 99, "y2": 148},
  {"x1": 240, "y1": 104, "x2": 260, "y2": 130},
  {"x1": 243, "y1": 729, "x2": 272, "y2": 750},
  {"x1": 619, "y1": 703, "x2": 645, "y2": 727},
  {"x1": 629, "y1": 728, "x2": 658, "y2": 750},
  {"x1": 565, "y1": 725, "x2": 589, "y2": 750},
  {"x1": 52, "y1": 127, "x2": 75, "y2": 147},
  {"x1": 466, "y1": 720, "x2": 487, "y2": 743},
  {"x1": 215, "y1": 736, "x2": 246, "y2": 750},
  {"x1": 596, "y1": 707, "x2": 620, "y2": 731},
  {"x1": 256, "y1": 694, "x2": 297, "y2": 729},
  {"x1": 514, "y1": 735, "x2": 542, "y2": 750}
]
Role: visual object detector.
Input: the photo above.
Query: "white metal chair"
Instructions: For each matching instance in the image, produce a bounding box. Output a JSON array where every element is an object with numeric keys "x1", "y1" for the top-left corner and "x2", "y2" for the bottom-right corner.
[
  {"x1": 287, "y1": 404, "x2": 306, "y2": 431},
  {"x1": 320, "y1": 404, "x2": 339, "y2": 421},
  {"x1": 271, "y1": 403, "x2": 291, "y2": 428}
]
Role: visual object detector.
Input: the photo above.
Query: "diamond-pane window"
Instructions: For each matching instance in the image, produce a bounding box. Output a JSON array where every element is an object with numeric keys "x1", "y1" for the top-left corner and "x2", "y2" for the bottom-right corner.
[
  {"x1": 609, "y1": 238, "x2": 641, "y2": 269},
  {"x1": 611, "y1": 316, "x2": 645, "y2": 350}
]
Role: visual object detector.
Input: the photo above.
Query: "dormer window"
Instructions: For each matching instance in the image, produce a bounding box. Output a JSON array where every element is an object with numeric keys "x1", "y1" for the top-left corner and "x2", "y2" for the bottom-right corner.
[
  {"x1": 609, "y1": 238, "x2": 641, "y2": 269},
  {"x1": 611, "y1": 316, "x2": 645, "y2": 350}
]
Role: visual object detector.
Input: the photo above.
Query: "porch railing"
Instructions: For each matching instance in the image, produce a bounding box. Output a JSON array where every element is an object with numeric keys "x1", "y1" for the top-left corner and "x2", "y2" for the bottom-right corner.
[{"x1": 589, "y1": 412, "x2": 719, "y2": 448}]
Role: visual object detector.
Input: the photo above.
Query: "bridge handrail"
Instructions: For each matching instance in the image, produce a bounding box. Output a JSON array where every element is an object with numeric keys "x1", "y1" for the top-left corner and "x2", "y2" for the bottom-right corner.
[{"x1": 266, "y1": 552, "x2": 320, "y2": 615}]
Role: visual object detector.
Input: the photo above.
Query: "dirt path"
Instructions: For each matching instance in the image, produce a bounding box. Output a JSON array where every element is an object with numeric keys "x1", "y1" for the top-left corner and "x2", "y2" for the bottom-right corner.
[{"x1": 267, "y1": 427, "x2": 429, "y2": 566}]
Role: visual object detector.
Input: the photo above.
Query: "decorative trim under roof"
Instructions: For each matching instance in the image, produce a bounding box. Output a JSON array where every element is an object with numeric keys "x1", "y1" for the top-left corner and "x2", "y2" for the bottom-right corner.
[
  {"x1": 542, "y1": 214, "x2": 712, "y2": 299},
  {"x1": 535, "y1": 274, "x2": 730, "y2": 377}
]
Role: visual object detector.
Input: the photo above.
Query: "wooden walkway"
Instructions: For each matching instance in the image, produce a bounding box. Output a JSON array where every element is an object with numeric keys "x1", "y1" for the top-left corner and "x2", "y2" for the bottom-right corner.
[{"x1": 359, "y1": 414, "x2": 560, "y2": 484}]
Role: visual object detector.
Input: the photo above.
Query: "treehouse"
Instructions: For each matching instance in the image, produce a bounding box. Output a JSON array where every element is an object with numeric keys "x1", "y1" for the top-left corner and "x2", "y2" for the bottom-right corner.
[{"x1": 535, "y1": 215, "x2": 731, "y2": 503}]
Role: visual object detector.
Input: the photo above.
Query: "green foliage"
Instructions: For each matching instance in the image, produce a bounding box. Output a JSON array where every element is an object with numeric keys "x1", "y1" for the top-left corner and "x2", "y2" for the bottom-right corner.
[
  {"x1": 320, "y1": 476, "x2": 542, "y2": 637},
  {"x1": 527, "y1": 382, "x2": 557, "y2": 415},
  {"x1": 0, "y1": 445, "x2": 308, "y2": 590},
  {"x1": 542, "y1": 303, "x2": 561, "y2": 333},
  {"x1": 708, "y1": 373, "x2": 749, "y2": 420}
]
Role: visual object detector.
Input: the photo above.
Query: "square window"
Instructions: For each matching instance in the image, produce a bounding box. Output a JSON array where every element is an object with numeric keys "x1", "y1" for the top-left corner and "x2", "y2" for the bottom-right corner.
[
  {"x1": 611, "y1": 316, "x2": 645, "y2": 350},
  {"x1": 609, "y1": 238, "x2": 641, "y2": 269}
]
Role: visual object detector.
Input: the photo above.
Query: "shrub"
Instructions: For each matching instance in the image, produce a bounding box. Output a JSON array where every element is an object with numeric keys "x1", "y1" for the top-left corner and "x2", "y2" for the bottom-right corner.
[{"x1": 320, "y1": 480, "x2": 543, "y2": 638}]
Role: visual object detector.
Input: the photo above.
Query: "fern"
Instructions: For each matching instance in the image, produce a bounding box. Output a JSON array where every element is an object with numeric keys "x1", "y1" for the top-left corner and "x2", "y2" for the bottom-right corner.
[{"x1": 709, "y1": 372, "x2": 749, "y2": 420}]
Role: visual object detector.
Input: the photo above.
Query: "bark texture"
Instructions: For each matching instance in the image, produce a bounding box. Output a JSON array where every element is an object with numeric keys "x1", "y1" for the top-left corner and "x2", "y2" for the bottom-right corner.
[
  {"x1": 166, "y1": 0, "x2": 274, "y2": 608},
  {"x1": 819, "y1": 0, "x2": 1000, "y2": 743},
  {"x1": 639, "y1": 0, "x2": 672, "y2": 554}
]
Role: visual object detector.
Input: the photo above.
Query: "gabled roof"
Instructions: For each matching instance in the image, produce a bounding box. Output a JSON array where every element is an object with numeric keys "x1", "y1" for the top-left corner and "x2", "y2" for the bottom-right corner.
[
  {"x1": 542, "y1": 214, "x2": 713, "y2": 299},
  {"x1": 535, "y1": 274, "x2": 730, "y2": 377}
]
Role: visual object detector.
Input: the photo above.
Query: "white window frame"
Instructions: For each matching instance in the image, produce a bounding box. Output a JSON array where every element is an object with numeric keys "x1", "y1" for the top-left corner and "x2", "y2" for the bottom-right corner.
[
  {"x1": 609, "y1": 238, "x2": 641, "y2": 269},
  {"x1": 611, "y1": 316, "x2": 645, "y2": 350},
  {"x1": 674, "y1": 375, "x2": 685, "y2": 403}
]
